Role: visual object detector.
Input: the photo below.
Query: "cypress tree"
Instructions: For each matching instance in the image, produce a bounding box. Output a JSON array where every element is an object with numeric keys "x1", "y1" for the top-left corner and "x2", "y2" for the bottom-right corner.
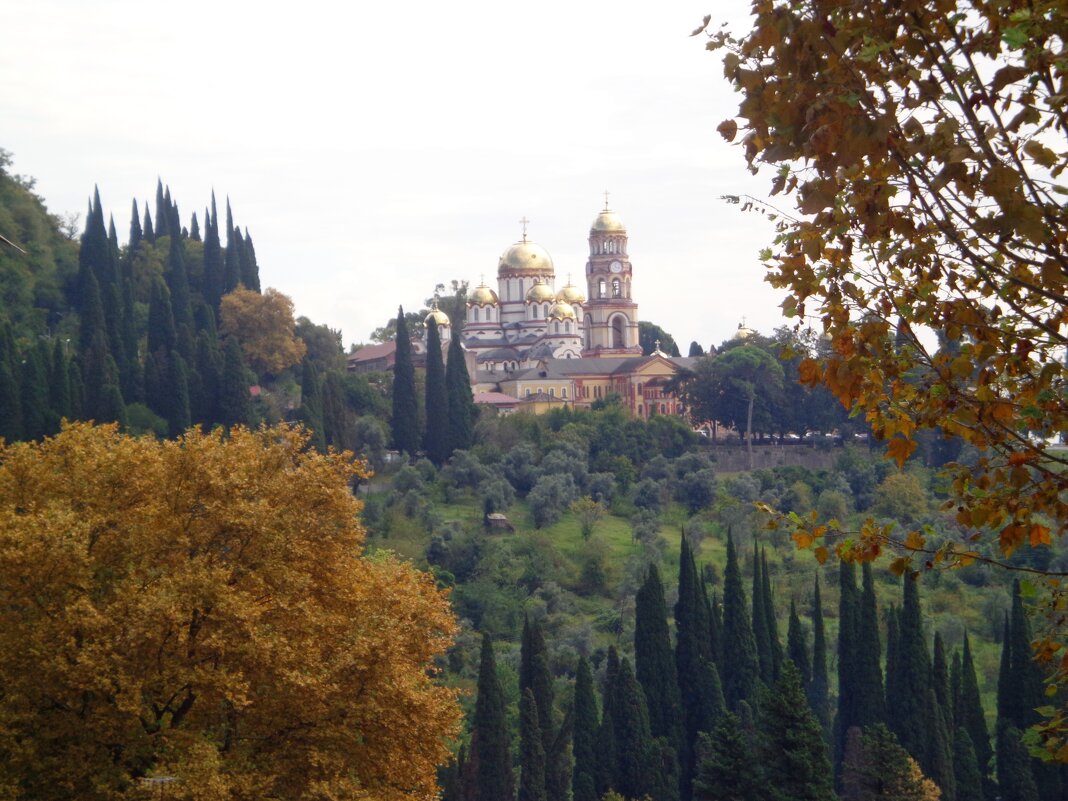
[
  {"x1": 596, "y1": 648, "x2": 621, "y2": 798},
  {"x1": 422, "y1": 317, "x2": 449, "y2": 465},
  {"x1": 693, "y1": 714, "x2": 762, "y2": 801},
  {"x1": 193, "y1": 324, "x2": 223, "y2": 426},
  {"x1": 855, "y1": 562, "x2": 885, "y2": 729},
  {"x1": 189, "y1": 211, "x2": 200, "y2": 242},
  {"x1": 519, "y1": 689, "x2": 547, "y2": 801},
  {"x1": 675, "y1": 537, "x2": 716, "y2": 801},
  {"x1": 953, "y1": 727, "x2": 983, "y2": 801},
  {"x1": 707, "y1": 585, "x2": 723, "y2": 667},
  {"x1": 446, "y1": 332, "x2": 476, "y2": 453},
  {"x1": 997, "y1": 615, "x2": 1012, "y2": 726},
  {"x1": 391, "y1": 306, "x2": 419, "y2": 456},
  {"x1": 957, "y1": 634, "x2": 993, "y2": 792},
  {"x1": 612, "y1": 657, "x2": 658, "y2": 801},
  {"x1": 752, "y1": 548, "x2": 774, "y2": 685},
  {"x1": 154, "y1": 179, "x2": 170, "y2": 240},
  {"x1": 223, "y1": 222, "x2": 242, "y2": 294},
  {"x1": 0, "y1": 326, "x2": 22, "y2": 441},
  {"x1": 787, "y1": 600, "x2": 811, "y2": 687},
  {"x1": 932, "y1": 632, "x2": 951, "y2": 727},
  {"x1": 78, "y1": 268, "x2": 108, "y2": 354},
  {"x1": 78, "y1": 189, "x2": 110, "y2": 291},
  {"x1": 67, "y1": 359, "x2": 84, "y2": 421},
  {"x1": 147, "y1": 278, "x2": 177, "y2": 356},
  {"x1": 142, "y1": 203, "x2": 154, "y2": 242},
  {"x1": 49, "y1": 339, "x2": 71, "y2": 423},
  {"x1": 835, "y1": 560, "x2": 860, "y2": 767},
  {"x1": 219, "y1": 337, "x2": 251, "y2": 427},
  {"x1": 203, "y1": 192, "x2": 224, "y2": 307},
  {"x1": 762, "y1": 549, "x2": 783, "y2": 681},
  {"x1": 19, "y1": 346, "x2": 49, "y2": 441},
  {"x1": 721, "y1": 531, "x2": 759, "y2": 709},
  {"x1": 997, "y1": 724, "x2": 1039, "y2": 801},
  {"x1": 922, "y1": 687, "x2": 956, "y2": 801},
  {"x1": 759, "y1": 660, "x2": 836, "y2": 801},
  {"x1": 473, "y1": 633, "x2": 513, "y2": 801},
  {"x1": 300, "y1": 360, "x2": 326, "y2": 451},
  {"x1": 167, "y1": 353, "x2": 191, "y2": 437},
  {"x1": 635, "y1": 563, "x2": 682, "y2": 745},
  {"x1": 241, "y1": 228, "x2": 260, "y2": 292},
  {"x1": 809, "y1": 573, "x2": 831, "y2": 740},
  {"x1": 888, "y1": 576, "x2": 930, "y2": 762},
  {"x1": 166, "y1": 233, "x2": 193, "y2": 338},
  {"x1": 573, "y1": 657, "x2": 600, "y2": 801},
  {"x1": 519, "y1": 617, "x2": 555, "y2": 763},
  {"x1": 129, "y1": 199, "x2": 143, "y2": 253},
  {"x1": 322, "y1": 371, "x2": 354, "y2": 450}
]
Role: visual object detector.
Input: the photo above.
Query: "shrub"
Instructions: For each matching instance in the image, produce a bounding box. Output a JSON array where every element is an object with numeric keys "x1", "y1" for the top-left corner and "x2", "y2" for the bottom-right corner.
[{"x1": 529, "y1": 473, "x2": 579, "y2": 528}]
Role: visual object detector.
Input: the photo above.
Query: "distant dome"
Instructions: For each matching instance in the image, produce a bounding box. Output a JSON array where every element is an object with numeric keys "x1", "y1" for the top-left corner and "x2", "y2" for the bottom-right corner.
[
  {"x1": 548, "y1": 301, "x2": 577, "y2": 321},
  {"x1": 498, "y1": 239, "x2": 554, "y2": 276},
  {"x1": 526, "y1": 281, "x2": 556, "y2": 303},
  {"x1": 469, "y1": 283, "x2": 499, "y2": 305},
  {"x1": 425, "y1": 304, "x2": 450, "y2": 328},
  {"x1": 591, "y1": 208, "x2": 626, "y2": 233},
  {"x1": 733, "y1": 320, "x2": 754, "y2": 340},
  {"x1": 556, "y1": 282, "x2": 585, "y2": 304}
]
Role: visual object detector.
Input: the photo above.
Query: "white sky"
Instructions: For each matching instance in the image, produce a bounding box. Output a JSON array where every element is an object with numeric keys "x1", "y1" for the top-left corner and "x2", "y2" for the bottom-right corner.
[{"x1": 2, "y1": 0, "x2": 790, "y2": 351}]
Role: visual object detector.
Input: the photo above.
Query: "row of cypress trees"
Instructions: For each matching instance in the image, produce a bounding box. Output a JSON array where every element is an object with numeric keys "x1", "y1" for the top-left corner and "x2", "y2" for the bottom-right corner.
[
  {"x1": 0, "y1": 182, "x2": 259, "y2": 442},
  {"x1": 450, "y1": 536, "x2": 1060, "y2": 801},
  {"x1": 390, "y1": 307, "x2": 477, "y2": 464}
]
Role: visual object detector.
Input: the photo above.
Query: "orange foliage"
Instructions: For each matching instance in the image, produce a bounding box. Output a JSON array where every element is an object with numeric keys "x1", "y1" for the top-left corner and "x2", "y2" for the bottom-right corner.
[
  {"x1": 219, "y1": 286, "x2": 307, "y2": 377},
  {"x1": 0, "y1": 423, "x2": 459, "y2": 800}
]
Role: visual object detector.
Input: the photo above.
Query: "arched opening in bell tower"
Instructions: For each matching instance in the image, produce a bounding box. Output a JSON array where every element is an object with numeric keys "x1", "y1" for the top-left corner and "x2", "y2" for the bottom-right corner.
[{"x1": 611, "y1": 316, "x2": 626, "y2": 349}]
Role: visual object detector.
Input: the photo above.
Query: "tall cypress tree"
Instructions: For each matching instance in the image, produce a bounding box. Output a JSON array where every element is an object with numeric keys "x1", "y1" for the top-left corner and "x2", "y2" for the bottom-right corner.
[
  {"x1": 921, "y1": 687, "x2": 956, "y2": 801},
  {"x1": 78, "y1": 268, "x2": 108, "y2": 354},
  {"x1": 219, "y1": 337, "x2": 251, "y2": 427},
  {"x1": 752, "y1": 548, "x2": 774, "y2": 685},
  {"x1": 953, "y1": 727, "x2": 984, "y2": 801},
  {"x1": 147, "y1": 278, "x2": 177, "y2": 356},
  {"x1": 154, "y1": 179, "x2": 170, "y2": 240},
  {"x1": 166, "y1": 353, "x2": 191, "y2": 437},
  {"x1": 128, "y1": 199, "x2": 143, "y2": 253},
  {"x1": 142, "y1": 203, "x2": 154, "y2": 242},
  {"x1": 423, "y1": 317, "x2": 449, "y2": 465},
  {"x1": 0, "y1": 326, "x2": 22, "y2": 441},
  {"x1": 932, "y1": 632, "x2": 951, "y2": 727},
  {"x1": 391, "y1": 306, "x2": 419, "y2": 457},
  {"x1": 573, "y1": 657, "x2": 600, "y2": 801},
  {"x1": 446, "y1": 332, "x2": 476, "y2": 453},
  {"x1": 693, "y1": 713, "x2": 762, "y2": 801},
  {"x1": 519, "y1": 618, "x2": 555, "y2": 767},
  {"x1": 835, "y1": 560, "x2": 860, "y2": 767},
  {"x1": 223, "y1": 219, "x2": 242, "y2": 294},
  {"x1": 519, "y1": 689, "x2": 547, "y2": 801},
  {"x1": 19, "y1": 346, "x2": 49, "y2": 441},
  {"x1": 473, "y1": 633, "x2": 513, "y2": 801},
  {"x1": 189, "y1": 211, "x2": 200, "y2": 242},
  {"x1": 611, "y1": 658, "x2": 658, "y2": 801},
  {"x1": 49, "y1": 338, "x2": 71, "y2": 423},
  {"x1": 203, "y1": 192, "x2": 224, "y2": 308},
  {"x1": 721, "y1": 531, "x2": 759, "y2": 709},
  {"x1": 957, "y1": 633, "x2": 993, "y2": 793},
  {"x1": 809, "y1": 574, "x2": 831, "y2": 740},
  {"x1": 241, "y1": 228, "x2": 261, "y2": 291},
  {"x1": 787, "y1": 600, "x2": 811, "y2": 688},
  {"x1": 759, "y1": 660, "x2": 836, "y2": 801},
  {"x1": 997, "y1": 724, "x2": 1039, "y2": 801},
  {"x1": 675, "y1": 537, "x2": 717, "y2": 801},
  {"x1": 596, "y1": 648, "x2": 621, "y2": 798},
  {"x1": 636, "y1": 564, "x2": 682, "y2": 746},
  {"x1": 887, "y1": 575, "x2": 930, "y2": 762},
  {"x1": 761, "y1": 549, "x2": 783, "y2": 681},
  {"x1": 855, "y1": 562, "x2": 885, "y2": 729}
]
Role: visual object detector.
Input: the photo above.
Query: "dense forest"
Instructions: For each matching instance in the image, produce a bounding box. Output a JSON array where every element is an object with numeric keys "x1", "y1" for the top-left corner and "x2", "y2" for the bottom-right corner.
[{"x1": 1, "y1": 148, "x2": 1065, "y2": 801}]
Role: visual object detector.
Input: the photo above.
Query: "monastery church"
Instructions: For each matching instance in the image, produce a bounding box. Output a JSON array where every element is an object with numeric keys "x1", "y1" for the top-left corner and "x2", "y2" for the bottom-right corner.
[{"x1": 429, "y1": 199, "x2": 695, "y2": 418}]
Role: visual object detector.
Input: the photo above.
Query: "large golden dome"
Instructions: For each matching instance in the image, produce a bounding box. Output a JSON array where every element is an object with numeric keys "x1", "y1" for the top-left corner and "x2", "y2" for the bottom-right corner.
[
  {"x1": 556, "y1": 282, "x2": 585, "y2": 304},
  {"x1": 591, "y1": 209, "x2": 626, "y2": 233},
  {"x1": 469, "y1": 283, "x2": 499, "y2": 305},
  {"x1": 425, "y1": 304, "x2": 450, "y2": 328},
  {"x1": 548, "y1": 301, "x2": 577, "y2": 321},
  {"x1": 526, "y1": 281, "x2": 556, "y2": 303},
  {"x1": 498, "y1": 239, "x2": 554, "y2": 275}
]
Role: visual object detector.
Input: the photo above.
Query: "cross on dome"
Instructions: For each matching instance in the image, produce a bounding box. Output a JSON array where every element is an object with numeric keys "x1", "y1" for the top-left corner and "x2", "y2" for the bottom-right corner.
[
  {"x1": 519, "y1": 216, "x2": 530, "y2": 242},
  {"x1": 603, "y1": 190, "x2": 610, "y2": 210}
]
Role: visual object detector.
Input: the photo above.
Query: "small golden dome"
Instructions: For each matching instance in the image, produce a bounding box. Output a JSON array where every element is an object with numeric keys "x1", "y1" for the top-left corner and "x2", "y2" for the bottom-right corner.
[
  {"x1": 526, "y1": 281, "x2": 556, "y2": 303},
  {"x1": 591, "y1": 209, "x2": 626, "y2": 233},
  {"x1": 469, "y1": 284, "x2": 499, "y2": 305},
  {"x1": 548, "y1": 301, "x2": 577, "y2": 321},
  {"x1": 556, "y1": 282, "x2": 585, "y2": 304},
  {"x1": 733, "y1": 320, "x2": 754, "y2": 340},
  {"x1": 425, "y1": 303, "x2": 450, "y2": 328},
  {"x1": 498, "y1": 240, "x2": 554, "y2": 275}
]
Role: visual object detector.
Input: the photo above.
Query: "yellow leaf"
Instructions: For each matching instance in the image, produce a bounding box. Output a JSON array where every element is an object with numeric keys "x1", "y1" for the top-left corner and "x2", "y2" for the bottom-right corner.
[{"x1": 887, "y1": 436, "x2": 917, "y2": 468}]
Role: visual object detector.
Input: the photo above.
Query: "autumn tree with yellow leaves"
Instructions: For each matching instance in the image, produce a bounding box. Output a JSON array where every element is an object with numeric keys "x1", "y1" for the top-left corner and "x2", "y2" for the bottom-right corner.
[
  {"x1": 0, "y1": 423, "x2": 459, "y2": 800},
  {"x1": 219, "y1": 286, "x2": 307, "y2": 377},
  {"x1": 701, "y1": 0, "x2": 1068, "y2": 754}
]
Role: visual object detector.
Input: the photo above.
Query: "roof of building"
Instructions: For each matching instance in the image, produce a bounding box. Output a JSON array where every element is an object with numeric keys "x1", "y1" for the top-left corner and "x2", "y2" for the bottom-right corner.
[
  {"x1": 474, "y1": 391, "x2": 521, "y2": 407},
  {"x1": 347, "y1": 340, "x2": 397, "y2": 363}
]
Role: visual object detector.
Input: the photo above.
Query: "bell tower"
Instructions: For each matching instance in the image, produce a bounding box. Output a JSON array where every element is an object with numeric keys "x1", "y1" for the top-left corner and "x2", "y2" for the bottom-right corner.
[{"x1": 583, "y1": 194, "x2": 641, "y2": 356}]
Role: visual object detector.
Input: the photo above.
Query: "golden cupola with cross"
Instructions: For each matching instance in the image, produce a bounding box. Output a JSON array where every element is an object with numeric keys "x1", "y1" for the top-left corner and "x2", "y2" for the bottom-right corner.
[{"x1": 583, "y1": 193, "x2": 641, "y2": 356}]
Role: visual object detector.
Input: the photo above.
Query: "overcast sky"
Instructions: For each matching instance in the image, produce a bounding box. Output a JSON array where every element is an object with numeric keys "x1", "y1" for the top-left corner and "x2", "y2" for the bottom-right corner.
[{"x1": 3, "y1": 0, "x2": 790, "y2": 350}]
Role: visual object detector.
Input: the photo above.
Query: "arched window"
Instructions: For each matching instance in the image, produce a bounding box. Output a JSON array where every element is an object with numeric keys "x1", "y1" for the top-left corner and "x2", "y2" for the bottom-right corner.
[
  {"x1": 562, "y1": 387, "x2": 567, "y2": 398},
  {"x1": 544, "y1": 304, "x2": 550, "y2": 318},
  {"x1": 532, "y1": 305, "x2": 538, "y2": 319},
  {"x1": 554, "y1": 322, "x2": 560, "y2": 334},
  {"x1": 612, "y1": 316, "x2": 625, "y2": 348},
  {"x1": 526, "y1": 388, "x2": 531, "y2": 397},
  {"x1": 472, "y1": 308, "x2": 479, "y2": 322},
  {"x1": 549, "y1": 388, "x2": 555, "y2": 397},
  {"x1": 612, "y1": 279, "x2": 621, "y2": 297},
  {"x1": 598, "y1": 279, "x2": 606, "y2": 298}
]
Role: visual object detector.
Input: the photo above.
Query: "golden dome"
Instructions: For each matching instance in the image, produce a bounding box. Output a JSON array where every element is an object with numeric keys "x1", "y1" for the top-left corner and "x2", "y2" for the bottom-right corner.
[
  {"x1": 548, "y1": 301, "x2": 577, "y2": 321},
  {"x1": 733, "y1": 320, "x2": 754, "y2": 340},
  {"x1": 556, "y1": 282, "x2": 585, "y2": 304},
  {"x1": 469, "y1": 284, "x2": 499, "y2": 305},
  {"x1": 526, "y1": 281, "x2": 556, "y2": 303},
  {"x1": 591, "y1": 209, "x2": 626, "y2": 233},
  {"x1": 425, "y1": 303, "x2": 450, "y2": 328},
  {"x1": 498, "y1": 239, "x2": 554, "y2": 275}
]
